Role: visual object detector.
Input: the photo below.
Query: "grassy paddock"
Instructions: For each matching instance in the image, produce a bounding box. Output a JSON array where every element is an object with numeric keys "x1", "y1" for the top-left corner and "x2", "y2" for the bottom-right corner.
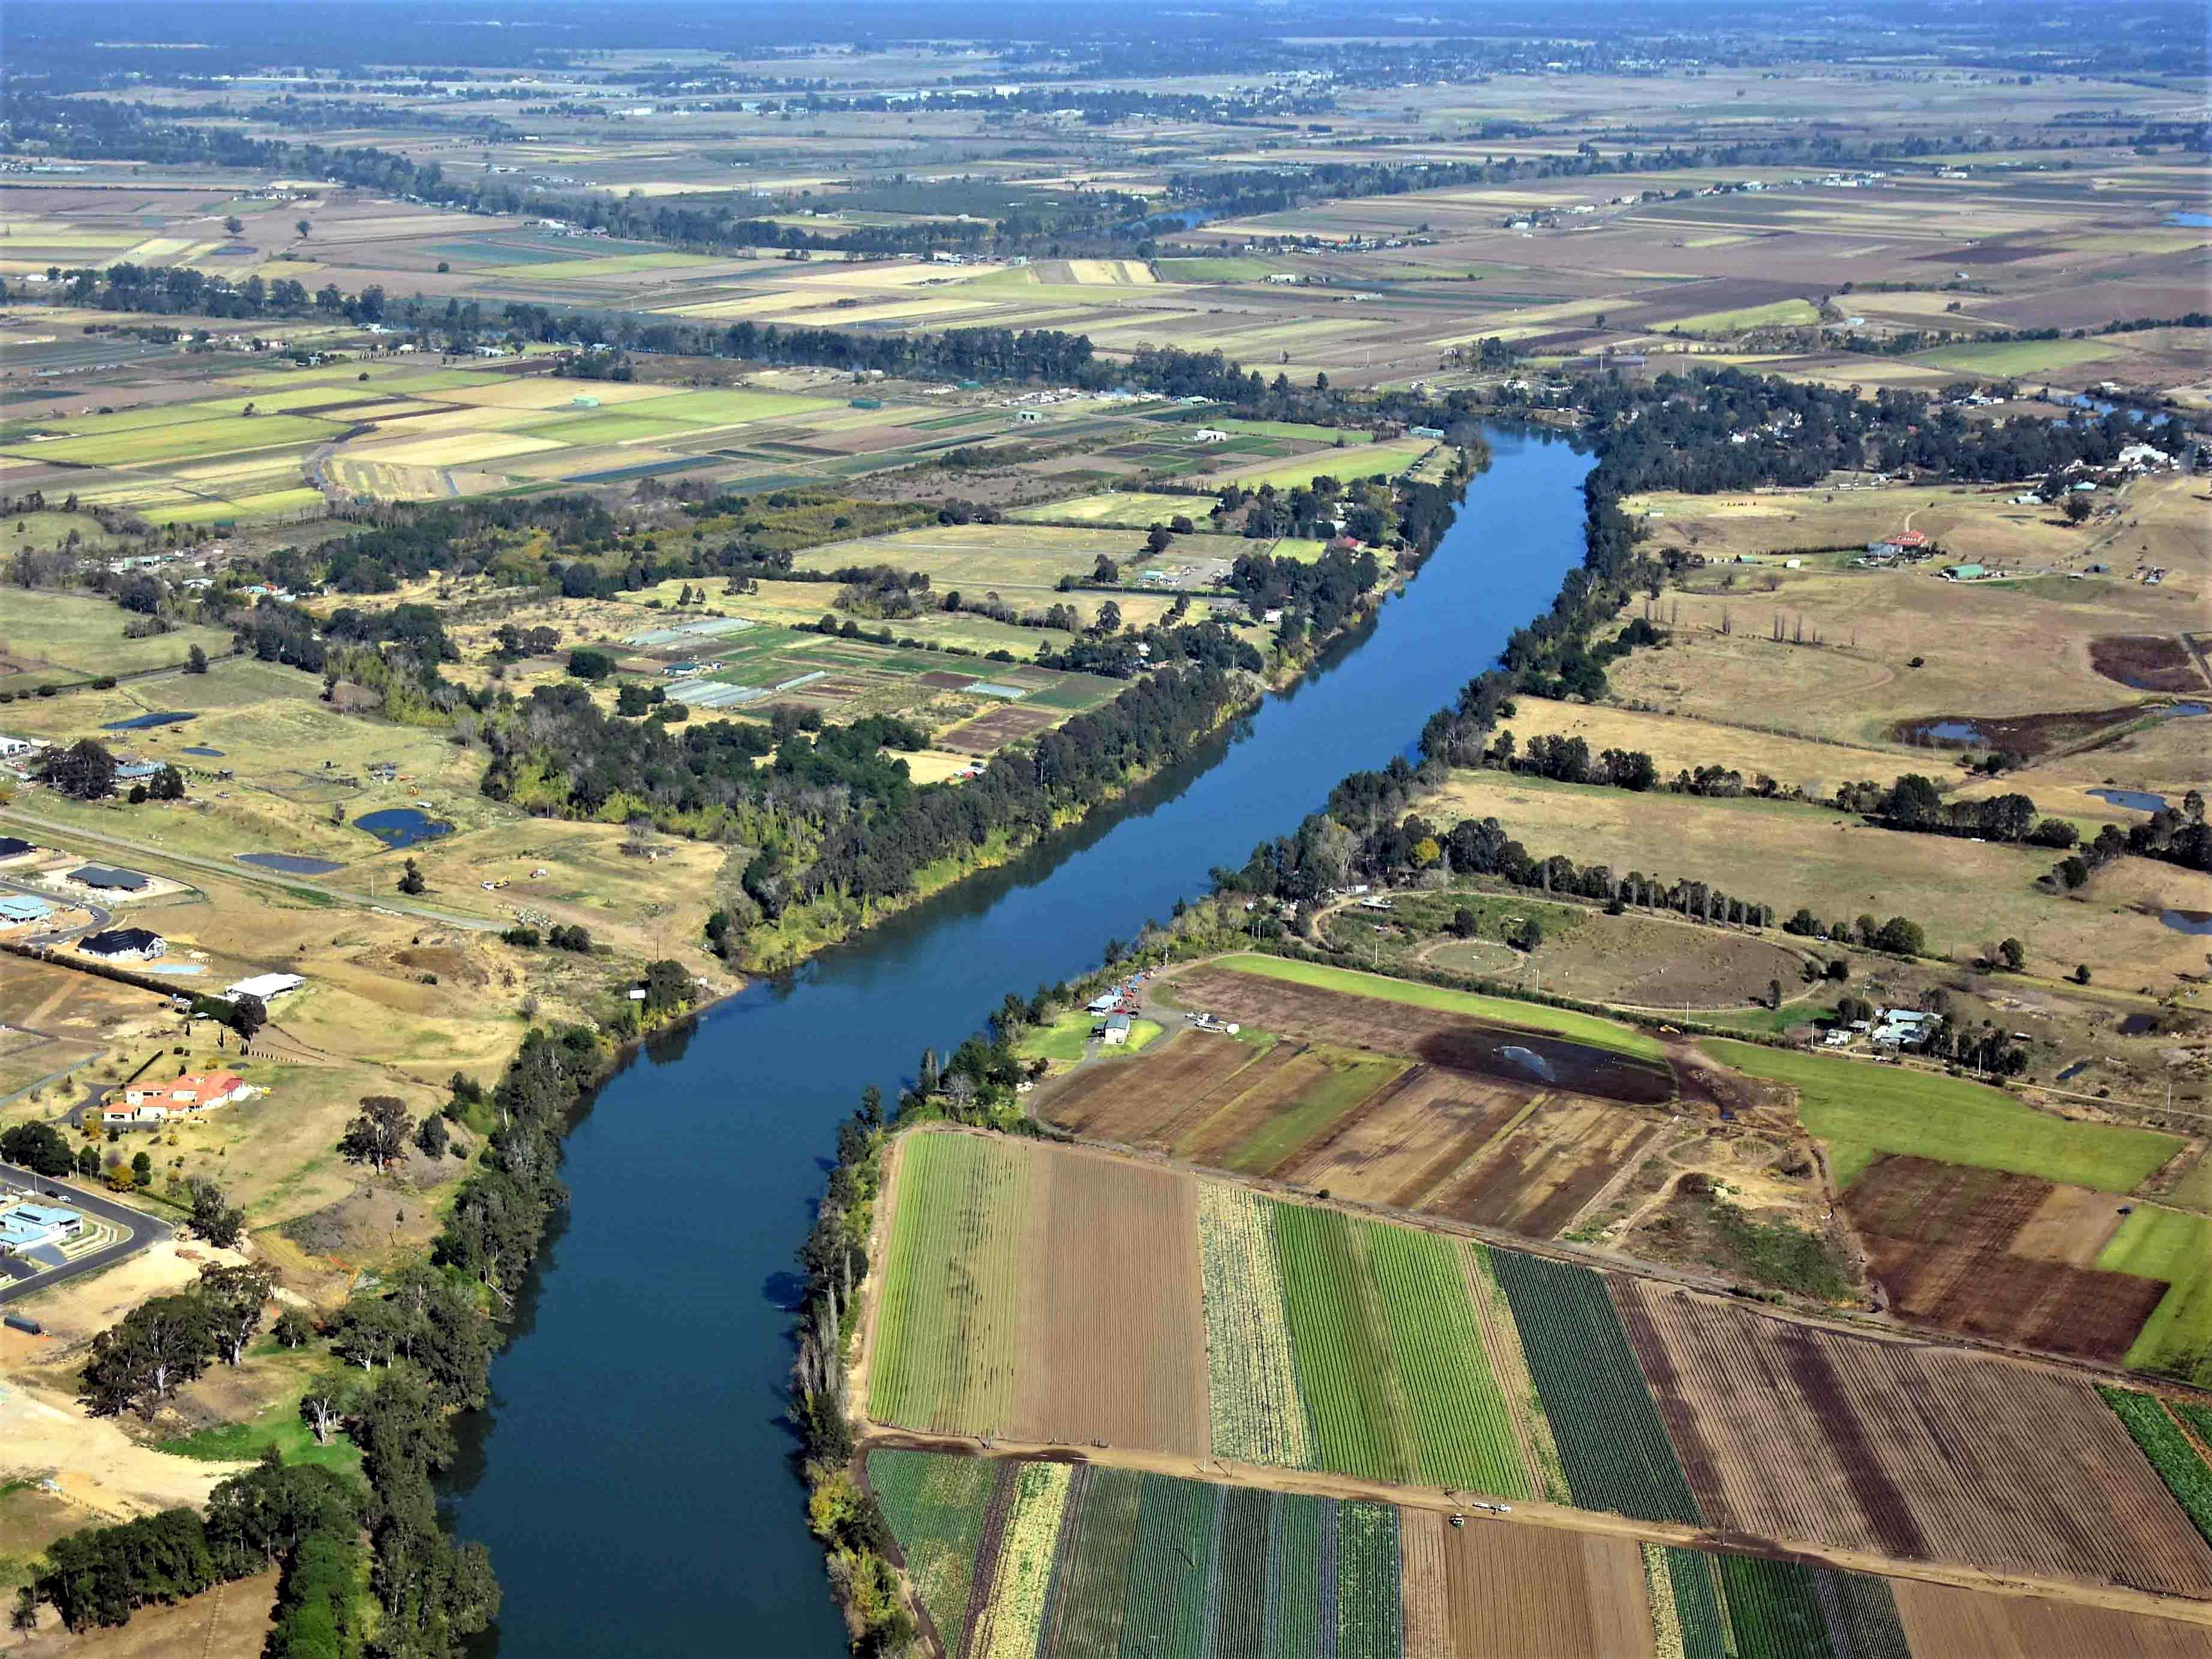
[
  {"x1": 1208, "y1": 952, "x2": 1667, "y2": 1061},
  {"x1": 1702, "y1": 1038, "x2": 2183, "y2": 1193}
]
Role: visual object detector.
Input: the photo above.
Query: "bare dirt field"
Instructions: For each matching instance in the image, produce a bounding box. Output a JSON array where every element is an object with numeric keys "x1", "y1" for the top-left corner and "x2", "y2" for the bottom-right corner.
[
  {"x1": 1036, "y1": 1027, "x2": 1255, "y2": 1144},
  {"x1": 1612, "y1": 1278, "x2": 2212, "y2": 1597},
  {"x1": 1430, "y1": 1101, "x2": 1664, "y2": 1239},
  {"x1": 1844, "y1": 1155, "x2": 2166, "y2": 1362},
  {"x1": 1009, "y1": 1146, "x2": 1209, "y2": 1457},
  {"x1": 1892, "y1": 1578, "x2": 2212, "y2": 1658},
  {"x1": 1401, "y1": 1507, "x2": 1655, "y2": 1659},
  {"x1": 1268, "y1": 1065, "x2": 1530, "y2": 1209}
]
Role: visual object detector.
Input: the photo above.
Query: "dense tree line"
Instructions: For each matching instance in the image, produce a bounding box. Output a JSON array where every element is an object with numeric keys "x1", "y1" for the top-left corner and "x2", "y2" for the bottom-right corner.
[{"x1": 29, "y1": 1458, "x2": 364, "y2": 1642}]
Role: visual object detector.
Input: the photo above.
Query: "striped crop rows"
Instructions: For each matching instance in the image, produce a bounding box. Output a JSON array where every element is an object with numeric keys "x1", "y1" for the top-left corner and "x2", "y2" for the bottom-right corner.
[
  {"x1": 1199, "y1": 1183, "x2": 1530, "y2": 1496},
  {"x1": 1489, "y1": 1248, "x2": 1702, "y2": 1524},
  {"x1": 869, "y1": 1453, "x2": 1403, "y2": 1658},
  {"x1": 1643, "y1": 1544, "x2": 1907, "y2": 1659},
  {"x1": 869, "y1": 1134, "x2": 1029, "y2": 1435}
]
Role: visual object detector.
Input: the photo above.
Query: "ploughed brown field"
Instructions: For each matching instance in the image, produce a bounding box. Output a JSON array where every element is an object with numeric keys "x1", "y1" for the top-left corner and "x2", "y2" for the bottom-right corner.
[
  {"x1": 1400, "y1": 1510, "x2": 1654, "y2": 1659},
  {"x1": 1612, "y1": 1278, "x2": 2212, "y2": 1598},
  {"x1": 1845, "y1": 1155, "x2": 2167, "y2": 1363},
  {"x1": 1892, "y1": 1580, "x2": 2212, "y2": 1658},
  {"x1": 1008, "y1": 1146, "x2": 1209, "y2": 1456},
  {"x1": 937, "y1": 705, "x2": 1061, "y2": 753},
  {"x1": 1169, "y1": 966, "x2": 1677, "y2": 1104},
  {"x1": 1038, "y1": 1020, "x2": 1665, "y2": 1242}
]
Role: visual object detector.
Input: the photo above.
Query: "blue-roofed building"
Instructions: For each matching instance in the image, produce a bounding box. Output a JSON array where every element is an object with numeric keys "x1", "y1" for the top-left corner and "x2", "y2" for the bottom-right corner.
[
  {"x1": 0, "y1": 1201, "x2": 82, "y2": 1254},
  {"x1": 0, "y1": 894, "x2": 53, "y2": 925}
]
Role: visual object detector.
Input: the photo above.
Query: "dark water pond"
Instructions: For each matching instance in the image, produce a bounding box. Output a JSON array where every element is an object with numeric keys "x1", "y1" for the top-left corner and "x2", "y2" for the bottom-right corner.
[
  {"x1": 236, "y1": 852, "x2": 346, "y2": 876},
  {"x1": 181, "y1": 746, "x2": 226, "y2": 757},
  {"x1": 2166, "y1": 212, "x2": 2212, "y2": 228},
  {"x1": 1905, "y1": 719, "x2": 1985, "y2": 744},
  {"x1": 2088, "y1": 787, "x2": 2168, "y2": 813},
  {"x1": 439, "y1": 426, "x2": 1600, "y2": 1657},
  {"x1": 2119, "y1": 1013, "x2": 2159, "y2": 1036},
  {"x1": 2162, "y1": 909, "x2": 2212, "y2": 935},
  {"x1": 355, "y1": 807, "x2": 454, "y2": 849},
  {"x1": 101, "y1": 710, "x2": 193, "y2": 731}
]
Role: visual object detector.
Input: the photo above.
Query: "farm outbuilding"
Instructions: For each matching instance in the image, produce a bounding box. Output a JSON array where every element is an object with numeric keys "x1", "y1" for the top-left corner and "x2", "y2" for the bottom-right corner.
[{"x1": 0, "y1": 835, "x2": 35, "y2": 859}]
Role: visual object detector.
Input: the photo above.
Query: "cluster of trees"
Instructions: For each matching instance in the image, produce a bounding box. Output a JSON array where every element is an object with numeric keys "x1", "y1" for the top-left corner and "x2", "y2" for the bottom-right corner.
[
  {"x1": 29, "y1": 262, "x2": 382, "y2": 325},
  {"x1": 1227, "y1": 543, "x2": 1383, "y2": 641},
  {"x1": 0, "y1": 1120, "x2": 74, "y2": 1176},
  {"x1": 491, "y1": 657, "x2": 1251, "y2": 957},
  {"x1": 29, "y1": 1457, "x2": 365, "y2": 1643},
  {"x1": 2048, "y1": 797, "x2": 2212, "y2": 890},
  {"x1": 1782, "y1": 909, "x2": 1928, "y2": 955},
  {"x1": 78, "y1": 1263, "x2": 276, "y2": 1417}
]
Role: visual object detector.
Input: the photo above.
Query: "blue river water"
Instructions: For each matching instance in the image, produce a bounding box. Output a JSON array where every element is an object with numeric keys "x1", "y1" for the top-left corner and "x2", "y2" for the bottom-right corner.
[{"x1": 440, "y1": 425, "x2": 1598, "y2": 1656}]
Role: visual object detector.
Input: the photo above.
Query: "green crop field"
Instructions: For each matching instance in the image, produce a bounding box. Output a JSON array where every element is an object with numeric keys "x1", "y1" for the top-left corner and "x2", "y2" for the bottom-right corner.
[
  {"x1": 1270, "y1": 1202, "x2": 1526, "y2": 1492},
  {"x1": 1489, "y1": 1249, "x2": 1701, "y2": 1524},
  {"x1": 1667, "y1": 298, "x2": 1822, "y2": 335},
  {"x1": 1911, "y1": 338, "x2": 2113, "y2": 376},
  {"x1": 1211, "y1": 954, "x2": 1668, "y2": 1061},
  {"x1": 4, "y1": 411, "x2": 338, "y2": 467},
  {"x1": 1209, "y1": 438, "x2": 1436, "y2": 492},
  {"x1": 863, "y1": 1450, "x2": 998, "y2": 1638},
  {"x1": 2099, "y1": 1388, "x2": 2212, "y2": 1546},
  {"x1": 1007, "y1": 491, "x2": 1205, "y2": 528},
  {"x1": 1155, "y1": 257, "x2": 1282, "y2": 282},
  {"x1": 2098, "y1": 1206, "x2": 2212, "y2": 1387},
  {"x1": 866, "y1": 1451, "x2": 1409, "y2": 1658},
  {"x1": 868, "y1": 1133, "x2": 1029, "y2": 1434},
  {"x1": 1701, "y1": 1040, "x2": 2184, "y2": 1192}
]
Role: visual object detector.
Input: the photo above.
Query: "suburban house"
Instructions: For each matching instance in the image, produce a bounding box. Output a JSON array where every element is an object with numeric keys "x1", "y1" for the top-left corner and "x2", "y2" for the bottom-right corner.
[
  {"x1": 79, "y1": 927, "x2": 166, "y2": 962},
  {"x1": 68, "y1": 864, "x2": 151, "y2": 894},
  {"x1": 0, "y1": 1201, "x2": 83, "y2": 1255},
  {"x1": 0, "y1": 894, "x2": 53, "y2": 926}
]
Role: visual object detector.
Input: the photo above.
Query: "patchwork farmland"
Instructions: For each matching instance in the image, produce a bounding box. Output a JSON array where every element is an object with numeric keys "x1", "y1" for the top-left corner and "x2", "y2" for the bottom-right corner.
[
  {"x1": 863, "y1": 1130, "x2": 2212, "y2": 1603},
  {"x1": 866, "y1": 1448, "x2": 2212, "y2": 1659}
]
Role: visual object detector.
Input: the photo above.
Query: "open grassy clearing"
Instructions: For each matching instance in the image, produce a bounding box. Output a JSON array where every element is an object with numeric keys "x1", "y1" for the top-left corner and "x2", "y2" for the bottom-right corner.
[
  {"x1": 1422, "y1": 770, "x2": 2212, "y2": 987},
  {"x1": 1665, "y1": 298, "x2": 1822, "y2": 335},
  {"x1": 0, "y1": 589, "x2": 235, "y2": 688},
  {"x1": 1202, "y1": 438, "x2": 1438, "y2": 492},
  {"x1": 1202, "y1": 953, "x2": 1670, "y2": 1061},
  {"x1": 1701, "y1": 1038, "x2": 2183, "y2": 1193},
  {"x1": 2097, "y1": 1207, "x2": 2212, "y2": 1388}
]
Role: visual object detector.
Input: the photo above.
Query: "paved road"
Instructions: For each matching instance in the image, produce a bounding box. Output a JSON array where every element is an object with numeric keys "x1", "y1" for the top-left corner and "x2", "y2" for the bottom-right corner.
[
  {"x1": 0, "y1": 1158, "x2": 172, "y2": 1307},
  {"x1": 0, "y1": 807, "x2": 503, "y2": 932},
  {"x1": 0, "y1": 871, "x2": 110, "y2": 946}
]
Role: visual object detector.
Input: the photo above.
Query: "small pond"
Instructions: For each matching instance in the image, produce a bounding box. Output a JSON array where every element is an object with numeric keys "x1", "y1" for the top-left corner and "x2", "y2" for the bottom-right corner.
[
  {"x1": 2166, "y1": 212, "x2": 2212, "y2": 228},
  {"x1": 1905, "y1": 719, "x2": 1985, "y2": 744},
  {"x1": 101, "y1": 711, "x2": 194, "y2": 731},
  {"x1": 2160, "y1": 702, "x2": 2208, "y2": 719},
  {"x1": 237, "y1": 852, "x2": 346, "y2": 876},
  {"x1": 355, "y1": 807, "x2": 453, "y2": 849},
  {"x1": 2119, "y1": 1013, "x2": 2159, "y2": 1036},
  {"x1": 181, "y1": 746, "x2": 226, "y2": 758},
  {"x1": 2088, "y1": 787, "x2": 2168, "y2": 813},
  {"x1": 2162, "y1": 909, "x2": 2212, "y2": 935},
  {"x1": 2056, "y1": 1059, "x2": 2092, "y2": 1082}
]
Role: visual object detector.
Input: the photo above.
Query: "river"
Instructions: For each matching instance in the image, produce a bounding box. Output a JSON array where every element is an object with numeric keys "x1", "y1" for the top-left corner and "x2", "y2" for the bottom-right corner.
[{"x1": 442, "y1": 424, "x2": 1597, "y2": 1656}]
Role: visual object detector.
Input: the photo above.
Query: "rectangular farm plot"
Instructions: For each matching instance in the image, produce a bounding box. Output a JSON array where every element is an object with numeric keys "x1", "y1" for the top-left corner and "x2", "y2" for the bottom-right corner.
[
  {"x1": 1268, "y1": 1066, "x2": 1534, "y2": 1212},
  {"x1": 1419, "y1": 1519, "x2": 1655, "y2": 1659},
  {"x1": 1893, "y1": 1580, "x2": 2212, "y2": 1659},
  {"x1": 1038, "y1": 1028, "x2": 1262, "y2": 1146},
  {"x1": 1173, "y1": 1043, "x2": 1406, "y2": 1174},
  {"x1": 868, "y1": 1132, "x2": 1031, "y2": 1435},
  {"x1": 1007, "y1": 1147, "x2": 1209, "y2": 1457},
  {"x1": 1428, "y1": 1098, "x2": 1664, "y2": 1240},
  {"x1": 1845, "y1": 1155, "x2": 2169, "y2": 1364},
  {"x1": 1613, "y1": 1278, "x2": 2212, "y2": 1597}
]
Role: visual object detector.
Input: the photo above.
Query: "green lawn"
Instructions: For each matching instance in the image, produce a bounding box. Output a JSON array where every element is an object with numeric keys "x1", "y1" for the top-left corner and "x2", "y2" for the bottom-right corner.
[
  {"x1": 2098, "y1": 1206, "x2": 2212, "y2": 1388},
  {"x1": 1018, "y1": 1011, "x2": 1095, "y2": 1065},
  {"x1": 1209, "y1": 954, "x2": 1667, "y2": 1062},
  {"x1": 1209, "y1": 439, "x2": 1435, "y2": 493},
  {"x1": 1155, "y1": 257, "x2": 1282, "y2": 282},
  {"x1": 1703, "y1": 1039, "x2": 2184, "y2": 1194},
  {"x1": 159, "y1": 1379, "x2": 364, "y2": 1478},
  {"x1": 1667, "y1": 298, "x2": 1821, "y2": 336}
]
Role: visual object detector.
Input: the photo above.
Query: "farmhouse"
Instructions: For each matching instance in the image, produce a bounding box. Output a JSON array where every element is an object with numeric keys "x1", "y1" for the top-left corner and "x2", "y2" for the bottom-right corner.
[
  {"x1": 68, "y1": 864, "x2": 151, "y2": 894},
  {"x1": 225, "y1": 971, "x2": 305, "y2": 1001},
  {"x1": 121, "y1": 1070, "x2": 250, "y2": 1113},
  {"x1": 1871, "y1": 1008, "x2": 1938, "y2": 1049},
  {"x1": 78, "y1": 927, "x2": 166, "y2": 962}
]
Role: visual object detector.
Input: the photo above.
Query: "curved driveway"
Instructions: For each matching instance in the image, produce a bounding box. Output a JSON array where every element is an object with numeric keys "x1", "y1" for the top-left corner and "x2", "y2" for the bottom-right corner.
[{"x1": 0, "y1": 1159, "x2": 172, "y2": 1307}]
